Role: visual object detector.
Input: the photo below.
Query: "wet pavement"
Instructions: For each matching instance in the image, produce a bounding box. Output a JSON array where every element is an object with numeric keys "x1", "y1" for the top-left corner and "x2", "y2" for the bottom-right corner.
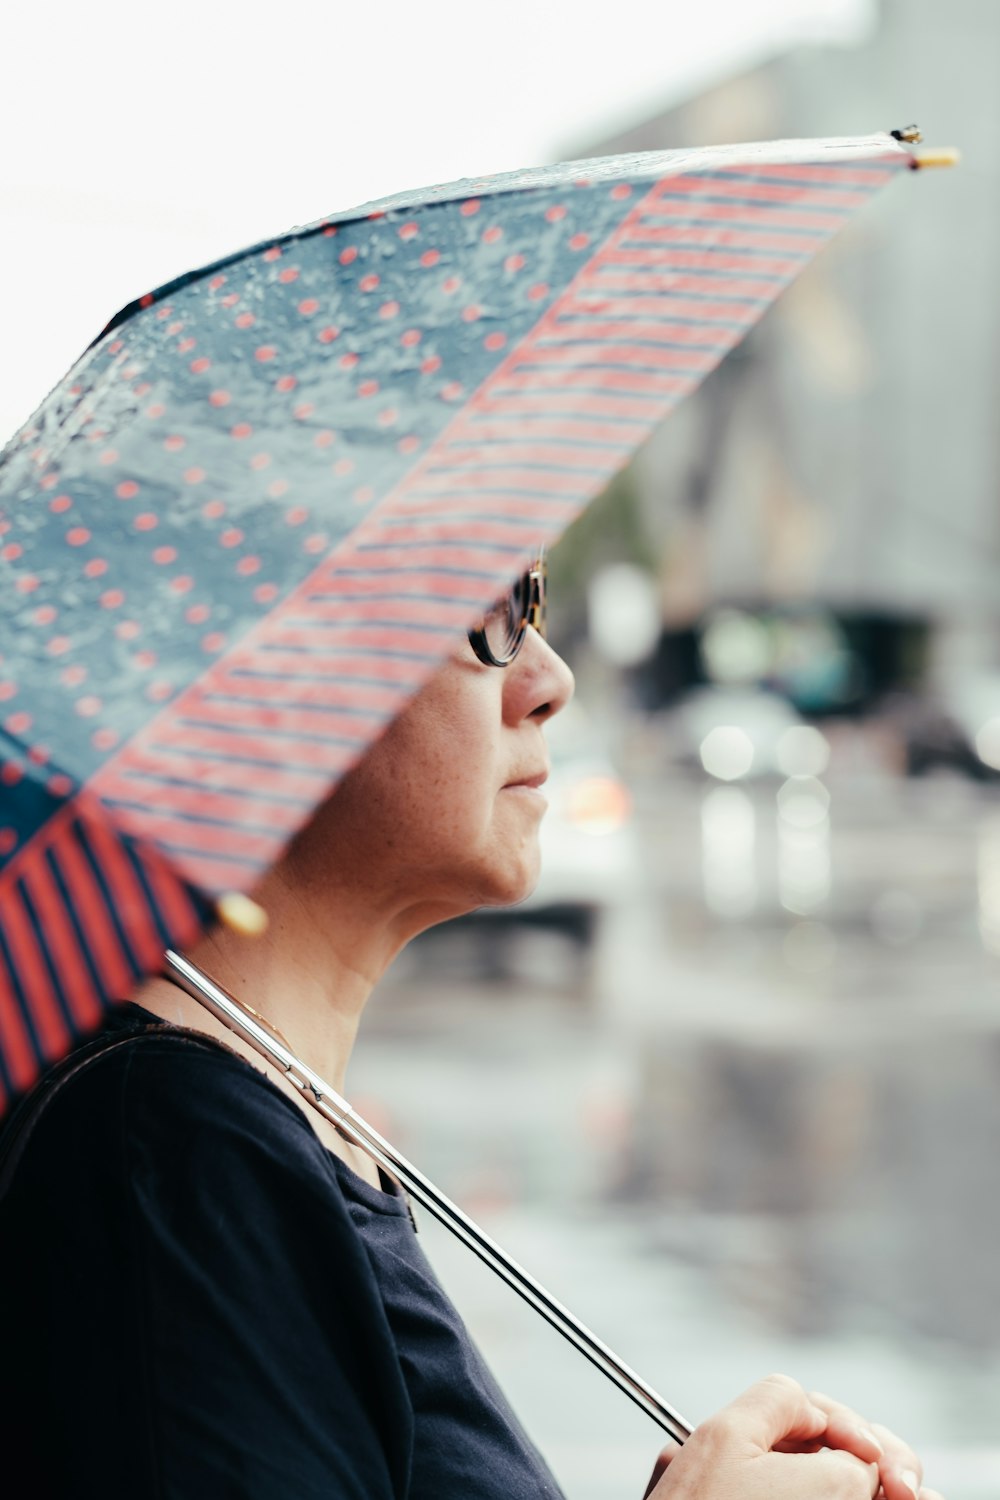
[{"x1": 351, "y1": 759, "x2": 1000, "y2": 1499}]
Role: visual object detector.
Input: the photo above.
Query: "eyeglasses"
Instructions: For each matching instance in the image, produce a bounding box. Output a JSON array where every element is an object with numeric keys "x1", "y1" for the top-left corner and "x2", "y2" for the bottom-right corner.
[{"x1": 468, "y1": 557, "x2": 547, "y2": 667}]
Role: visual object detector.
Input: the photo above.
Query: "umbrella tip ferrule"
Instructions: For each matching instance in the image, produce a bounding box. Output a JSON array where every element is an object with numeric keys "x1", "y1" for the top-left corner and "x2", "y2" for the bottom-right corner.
[
  {"x1": 891, "y1": 124, "x2": 923, "y2": 144},
  {"x1": 217, "y1": 891, "x2": 269, "y2": 937},
  {"x1": 911, "y1": 147, "x2": 961, "y2": 170}
]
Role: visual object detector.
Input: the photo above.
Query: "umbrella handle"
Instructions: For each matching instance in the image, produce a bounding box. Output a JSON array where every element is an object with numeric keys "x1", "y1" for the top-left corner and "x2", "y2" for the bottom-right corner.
[{"x1": 162, "y1": 949, "x2": 693, "y2": 1445}]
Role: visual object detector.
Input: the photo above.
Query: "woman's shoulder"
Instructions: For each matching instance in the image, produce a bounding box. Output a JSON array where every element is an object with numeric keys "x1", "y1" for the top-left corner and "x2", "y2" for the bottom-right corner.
[
  {"x1": 0, "y1": 1010, "x2": 415, "y2": 1500},
  {"x1": 4, "y1": 1003, "x2": 341, "y2": 1210}
]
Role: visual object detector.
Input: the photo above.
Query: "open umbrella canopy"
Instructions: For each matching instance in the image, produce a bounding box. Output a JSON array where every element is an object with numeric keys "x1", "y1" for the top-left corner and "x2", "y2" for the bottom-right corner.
[{"x1": 0, "y1": 133, "x2": 920, "y2": 1104}]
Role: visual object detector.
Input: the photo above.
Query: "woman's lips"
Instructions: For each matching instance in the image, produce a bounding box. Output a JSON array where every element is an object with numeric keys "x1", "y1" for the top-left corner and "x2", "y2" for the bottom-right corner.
[{"x1": 504, "y1": 770, "x2": 548, "y2": 790}]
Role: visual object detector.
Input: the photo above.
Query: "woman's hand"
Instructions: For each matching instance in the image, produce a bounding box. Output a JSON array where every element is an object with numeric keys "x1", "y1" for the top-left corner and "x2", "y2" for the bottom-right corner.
[{"x1": 643, "y1": 1374, "x2": 945, "y2": 1500}]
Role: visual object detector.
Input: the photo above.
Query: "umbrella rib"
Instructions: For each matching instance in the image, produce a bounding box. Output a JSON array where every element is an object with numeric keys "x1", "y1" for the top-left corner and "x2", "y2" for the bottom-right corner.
[
  {"x1": 625, "y1": 225, "x2": 819, "y2": 251},
  {"x1": 691, "y1": 163, "x2": 895, "y2": 189},
  {"x1": 641, "y1": 205, "x2": 851, "y2": 234}
]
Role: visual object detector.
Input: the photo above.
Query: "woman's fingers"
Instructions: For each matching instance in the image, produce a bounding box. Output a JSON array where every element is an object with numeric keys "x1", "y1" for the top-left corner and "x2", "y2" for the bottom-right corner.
[
  {"x1": 649, "y1": 1414, "x2": 881, "y2": 1499},
  {"x1": 776, "y1": 1450, "x2": 880, "y2": 1498},
  {"x1": 642, "y1": 1376, "x2": 941, "y2": 1500},
  {"x1": 642, "y1": 1442, "x2": 680, "y2": 1499},
  {"x1": 705, "y1": 1371, "x2": 829, "y2": 1456},
  {"x1": 807, "y1": 1392, "x2": 926, "y2": 1500},
  {"x1": 802, "y1": 1390, "x2": 887, "y2": 1467},
  {"x1": 656, "y1": 1373, "x2": 858, "y2": 1495},
  {"x1": 870, "y1": 1419, "x2": 925, "y2": 1500}
]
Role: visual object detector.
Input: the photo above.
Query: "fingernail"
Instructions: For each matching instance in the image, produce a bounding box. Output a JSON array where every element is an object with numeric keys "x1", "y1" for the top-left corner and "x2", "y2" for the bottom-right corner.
[
  {"x1": 858, "y1": 1426, "x2": 883, "y2": 1454},
  {"x1": 901, "y1": 1470, "x2": 920, "y2": 1497}
]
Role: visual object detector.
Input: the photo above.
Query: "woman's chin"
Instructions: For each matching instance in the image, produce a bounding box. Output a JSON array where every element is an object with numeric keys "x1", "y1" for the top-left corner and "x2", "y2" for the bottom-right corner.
[
  {"x1": 475, "y1": 856, "x2": 541, "y2": 913},
  {"x1": 393, "y1": 840, "x2": 543, "y2": 935}
]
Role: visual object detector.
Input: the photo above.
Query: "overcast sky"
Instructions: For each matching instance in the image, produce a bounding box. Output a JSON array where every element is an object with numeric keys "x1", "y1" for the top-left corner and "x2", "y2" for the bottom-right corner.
[{"x1": 0, "y1": 0, "x2": 872, "y2": 445}]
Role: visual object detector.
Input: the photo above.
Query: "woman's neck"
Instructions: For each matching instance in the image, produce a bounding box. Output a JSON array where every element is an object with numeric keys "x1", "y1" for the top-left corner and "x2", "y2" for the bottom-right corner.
[
  {"x1": 138, "y1": 899, "x2": 375, "y2": 1088},
  {"x1": 130, "y1": 798, "x2": 473, "y2": 1181},
  {"x1": 131, "y1": 864, "x2": 419, "y2": 1188}
]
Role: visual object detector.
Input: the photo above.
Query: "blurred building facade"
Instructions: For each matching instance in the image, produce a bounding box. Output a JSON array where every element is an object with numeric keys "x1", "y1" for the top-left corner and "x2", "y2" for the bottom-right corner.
[{"x1": 576, "y1": 0, "x2": 999, "y2": 696}]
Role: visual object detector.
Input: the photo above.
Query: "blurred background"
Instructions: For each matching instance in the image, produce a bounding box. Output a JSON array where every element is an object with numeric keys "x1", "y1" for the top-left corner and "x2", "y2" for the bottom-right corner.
[{"x1": 3, "y1": 1, "x2": 997, "y2": 1495}]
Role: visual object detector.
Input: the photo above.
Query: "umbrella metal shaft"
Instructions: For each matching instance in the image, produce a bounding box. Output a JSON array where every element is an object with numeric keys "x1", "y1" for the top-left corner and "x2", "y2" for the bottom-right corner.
[{"x1": 163, "y1": 949, "x2": 693, "y2": 1445}]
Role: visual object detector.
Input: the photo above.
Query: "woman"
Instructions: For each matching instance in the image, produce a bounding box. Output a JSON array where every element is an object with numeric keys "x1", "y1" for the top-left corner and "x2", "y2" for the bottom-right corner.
[{"x1": 0, "y1": 563, "x2": 940, "y2": 1499}]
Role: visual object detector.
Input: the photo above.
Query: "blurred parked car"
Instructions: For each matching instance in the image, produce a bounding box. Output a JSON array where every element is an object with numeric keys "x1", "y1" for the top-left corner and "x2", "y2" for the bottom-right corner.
[
  {"x1": 656, "y1": 685, "x2": 826, "y2": 782},
  {"x1": 886, "y1": 675, "x2": 1000, "y2": 780}
]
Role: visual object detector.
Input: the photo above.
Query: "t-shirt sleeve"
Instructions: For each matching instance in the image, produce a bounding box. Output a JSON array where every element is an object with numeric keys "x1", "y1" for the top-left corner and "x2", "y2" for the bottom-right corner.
[{"x1": 3, "y1": 1039, "x2": 412, "y2": 1500}]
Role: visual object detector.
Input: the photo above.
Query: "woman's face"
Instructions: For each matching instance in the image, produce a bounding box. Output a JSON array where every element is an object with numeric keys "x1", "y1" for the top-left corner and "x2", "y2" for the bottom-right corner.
[{"x1": 284, "y1": 625, "x2": 575, "y2": 931}]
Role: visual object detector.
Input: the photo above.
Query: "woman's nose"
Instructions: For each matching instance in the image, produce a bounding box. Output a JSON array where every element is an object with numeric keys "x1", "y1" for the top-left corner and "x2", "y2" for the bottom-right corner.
[{"x1": 504, "y1": 626, "x2": 574, "y2": 724}]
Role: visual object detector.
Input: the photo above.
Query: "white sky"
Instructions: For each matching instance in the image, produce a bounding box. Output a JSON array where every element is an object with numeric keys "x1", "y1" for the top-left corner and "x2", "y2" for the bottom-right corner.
[{"x1": 0, "y1": 0, "x2": 872, "y2": 446}]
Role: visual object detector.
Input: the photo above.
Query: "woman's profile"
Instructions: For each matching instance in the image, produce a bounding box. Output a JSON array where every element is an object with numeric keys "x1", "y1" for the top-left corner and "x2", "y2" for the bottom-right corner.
[{"x1": 0, "y1": 561, "x2": 940, "y2": 1499}]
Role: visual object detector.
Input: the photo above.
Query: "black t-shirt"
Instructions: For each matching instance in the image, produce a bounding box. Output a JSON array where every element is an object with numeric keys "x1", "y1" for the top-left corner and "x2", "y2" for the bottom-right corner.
[{"x1": 0, "y1": 1005, "x2": 564, "y2": 1499}]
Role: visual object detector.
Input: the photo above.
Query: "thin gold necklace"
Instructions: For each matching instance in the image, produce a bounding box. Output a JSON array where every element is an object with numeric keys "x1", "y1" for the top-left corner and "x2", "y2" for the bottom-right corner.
[
  {"x1": 237, "y1": 998, "x2": 383, "y2": 1178},
  {"x1": 238, "y1": 998, "x2": 296, "y2": 1055}
]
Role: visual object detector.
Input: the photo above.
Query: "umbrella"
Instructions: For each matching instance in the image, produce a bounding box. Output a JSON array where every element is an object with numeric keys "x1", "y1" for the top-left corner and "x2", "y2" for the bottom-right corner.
[
  {"x1": 0, "y1": 123, "x2": 949, "y2": 1437},
  {"x1": 0, "y1": 129, "x2": 940, "y2": 1101}
]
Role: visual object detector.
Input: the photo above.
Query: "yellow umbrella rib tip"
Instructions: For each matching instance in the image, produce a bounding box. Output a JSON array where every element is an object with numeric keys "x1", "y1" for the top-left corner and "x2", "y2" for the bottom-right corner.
[
  {"x1": 216, "y1": 891, "x2": 270, "y2": 937},
  {"x1": 912, "y1": 147, "x2": 961, "y2": 170}
]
